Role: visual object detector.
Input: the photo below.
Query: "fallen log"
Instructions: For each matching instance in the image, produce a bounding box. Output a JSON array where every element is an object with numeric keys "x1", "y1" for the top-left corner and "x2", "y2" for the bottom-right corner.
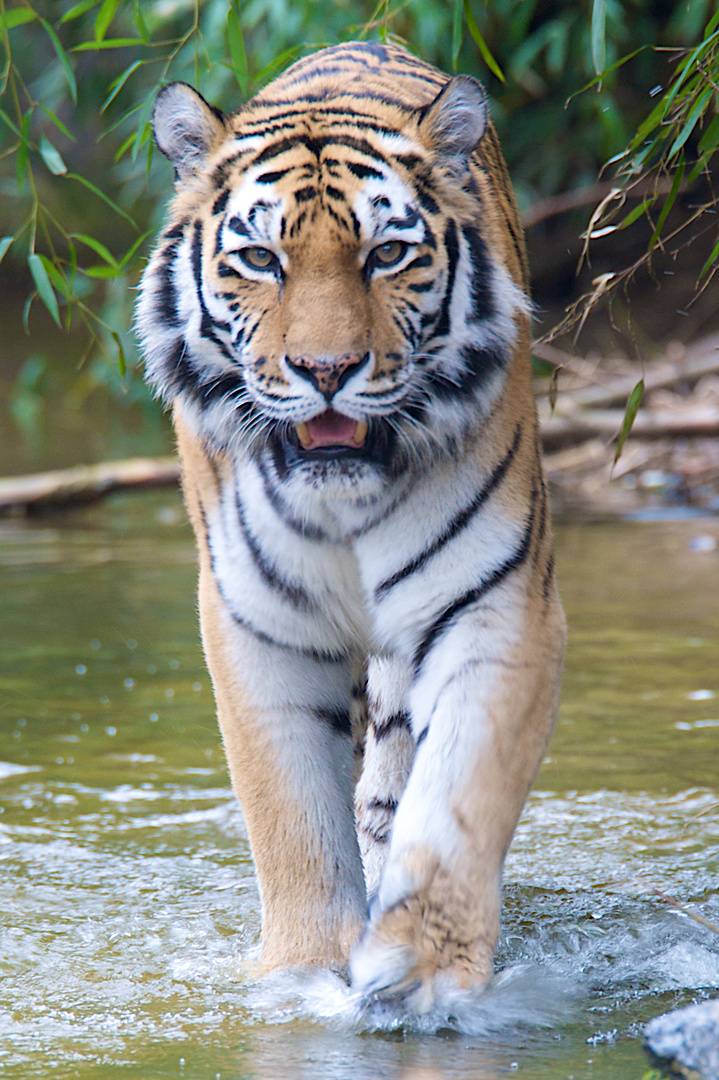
[
  {"x1": 0, "y1": 456, "x2": 180, "y2": 517},
  {"x1": 540, "y1": 404, "x2": 719, "y2": 451}
]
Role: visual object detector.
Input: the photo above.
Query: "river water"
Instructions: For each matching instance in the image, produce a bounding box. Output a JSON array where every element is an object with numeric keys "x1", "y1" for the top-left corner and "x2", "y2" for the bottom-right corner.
[{"x1": 1, "y1": 492, "x2": 718, "y2": 1079}]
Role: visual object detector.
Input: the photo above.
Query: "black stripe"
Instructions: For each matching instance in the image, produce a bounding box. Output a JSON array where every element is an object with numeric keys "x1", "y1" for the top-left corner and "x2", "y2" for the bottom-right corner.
[
  {"x1": 207, "y1": 542, "x2": 347, "y2": 664},
  {"x1": 415, "y1": 726, "x2": 429, "y2": 747},
  {"x1": 234, "y1": 488, "x2": 316, "y2": 610},
  {"x1": 257, "y1": 457, "x2": 332, "y2": 543},
  {"x1": 316, "y1": 706, "x2": 352, "y2": 736},
  {"x1": 432, "y1": 220, "x2": 459, "y2": 340},
  {"x1": 367, "y1": 797, "x2": 398, "y2": 812},
  {"x1": 375, "y1": 424, "x2": 522, "y2": 599},
  {"x1": 345, "y1": 160, "x2": 384, "y2": 181},
  {"x1": 373, "y1": 710, "x2": 412, "y2": 741},
  {"x1": 257, "y1": 168, "x2": 291, "y2": 184},
  {"x1": 213, "y1": 189, "x2": 230, "y2": 216},
  {"x1": 462, "y1": 225, "x2": 495, "y2": 321},
  {"x1": 413, "y1": 486, "x2": 538, "y2": 671}
]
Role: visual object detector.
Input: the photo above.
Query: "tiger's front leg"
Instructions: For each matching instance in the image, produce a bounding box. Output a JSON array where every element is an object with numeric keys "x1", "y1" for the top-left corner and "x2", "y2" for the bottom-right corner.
[
  {"x1": 176, "y1": 418, "x2": 366, "y2": 972},
  {"x1": 351, "y1": 595, "x2": 565, "y2": 1001}
]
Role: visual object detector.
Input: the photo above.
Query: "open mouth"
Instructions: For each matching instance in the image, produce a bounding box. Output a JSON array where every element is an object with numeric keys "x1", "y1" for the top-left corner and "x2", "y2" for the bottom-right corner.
[{"x1": 294, "y1": 410, "x2": 369, "y2": 455}]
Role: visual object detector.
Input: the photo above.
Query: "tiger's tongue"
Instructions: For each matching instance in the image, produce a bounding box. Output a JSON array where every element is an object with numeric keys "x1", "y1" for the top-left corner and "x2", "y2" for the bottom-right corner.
[{"x1": 297, "y1": 410, "x2": 367, "y2": 450}]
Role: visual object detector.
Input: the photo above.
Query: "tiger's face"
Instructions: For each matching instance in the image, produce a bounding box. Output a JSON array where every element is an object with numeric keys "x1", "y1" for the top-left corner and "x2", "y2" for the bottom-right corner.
[{"x1": 137, "y1": 73, "x2": 528, "y2": 498}]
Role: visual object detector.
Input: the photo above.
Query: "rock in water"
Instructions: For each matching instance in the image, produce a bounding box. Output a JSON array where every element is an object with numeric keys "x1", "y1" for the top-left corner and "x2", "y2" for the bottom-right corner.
[{"x1": 644, "y1": 1000, "x2": 719, "y2": 1080}]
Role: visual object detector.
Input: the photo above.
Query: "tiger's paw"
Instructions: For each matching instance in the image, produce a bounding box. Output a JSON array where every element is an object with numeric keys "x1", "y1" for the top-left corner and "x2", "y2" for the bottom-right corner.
[{"x1": 350, "y1": 845, "x2": 494, "y2": 1009}]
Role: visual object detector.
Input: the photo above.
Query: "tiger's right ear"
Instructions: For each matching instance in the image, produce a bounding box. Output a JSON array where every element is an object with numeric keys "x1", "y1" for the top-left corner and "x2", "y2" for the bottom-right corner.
[{"x1": 152, "y1": 83, "x2": 226, "y2": 182}]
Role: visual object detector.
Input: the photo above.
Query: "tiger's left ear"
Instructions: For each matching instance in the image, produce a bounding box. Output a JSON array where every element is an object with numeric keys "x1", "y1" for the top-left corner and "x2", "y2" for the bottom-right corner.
[{"x1": 419, "y1": 75, "x2": 488, "y2": 173}]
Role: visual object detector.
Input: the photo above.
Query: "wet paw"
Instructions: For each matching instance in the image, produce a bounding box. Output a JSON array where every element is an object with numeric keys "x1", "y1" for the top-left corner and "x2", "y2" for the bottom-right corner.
[{"x1": 350, "y1": 845, "x2": 495, "y2": 1006}]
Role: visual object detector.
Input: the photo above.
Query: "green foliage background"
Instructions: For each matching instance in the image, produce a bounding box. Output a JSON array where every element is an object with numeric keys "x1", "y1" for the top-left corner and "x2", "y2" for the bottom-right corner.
[{"x1": 0, "y1": 0, "x2": 717, "y2": 456}]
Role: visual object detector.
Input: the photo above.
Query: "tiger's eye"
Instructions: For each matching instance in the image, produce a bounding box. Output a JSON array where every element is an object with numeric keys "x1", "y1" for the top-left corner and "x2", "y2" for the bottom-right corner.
[
  {"x1": 372, "y1": 241, "x2": 407, "y2": 267},
  {"x1": 240, "y1": 247, "x2": 276, "y2": 270}
]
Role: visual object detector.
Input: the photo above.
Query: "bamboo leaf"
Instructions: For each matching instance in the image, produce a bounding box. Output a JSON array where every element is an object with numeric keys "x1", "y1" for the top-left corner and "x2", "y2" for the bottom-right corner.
[
  {"x1": 73, "y1": 232, "x2": 119, "y2": 267},
  {"x1": 0, "y1": 236, "x2": 13, "y2": 266},
  {"x1": 0, "y1": 9, "x2": 36, "y2": 29},
  {"x1": 112, "y1": 332, "x2": 127, "y2": 377},
  {"x1": 39, "y1": 134, "x2": 67, "y2": 176},
  {"x1": 65, "y1": 173, "x2": 137, "y2": 227},
  {"x1": 130, "y1": 94, "x2": 154, "y2": 161},
  {"x1": 28, "y1": 253, "x2": 61, "y2": 327},
  {"x1": 72, "y1": 38, "x2": 143, "y2": 51},
  {"x1": 39, "y1": 18, "x2": 78, "y2": 103},
  {"x1": 60, "y1": 0, "x2": 100, "y2": 23},
  {"x1": 94, "y1": 0, "x2": 121, "y2": 42},
  {"x1": 591, "y1": 0, "x2": 606, "y2": 78},
  {"x1": 567, "y1": 45, "x2": 647, "y2": 104},
  {"x1": 38, "y1": 104, "x2": 75, "y2": 141},
  {"x1": 16, "y1": 111, "x2": 31, "y2": 189},
  {"x1": 618, "y1": 199, "x2": 651, "y2": 230},
  {"x1": 463, "y1": 0, "x2": 504, "y2": 81},
  {"x1": 118, "y1": 229, "x2": 152, "y2": 269},
  {"x1": 82, "y1": 265, "x2": 120, "y2": 278},
  {"x1": 37, "y1": 254, "x2": 71, "y2": 298},
  {"x1": 452, "y1": 0, "x2": 463, "y2": 68},
  {"x1": 614, "y1": 379, "x2": 644, "y2": 466},
  {"x1": 227, "y1": 6, "x2": 248, "y2": 95},
  {"x1": 102, "y1": 59, "x2": 144, "y2": 112},
  {"x1": 649, "y1": 158, "x2": 685, "y2": 251},
  {"x1": 699, "y1": 235, "x2": 719, "y2": 279},
  {"x1": 668, "y1": 88, "x2": 712, "y2": 159},
  {"x1": 132, "y1": 0, "x2": 149, "y2": 44}
]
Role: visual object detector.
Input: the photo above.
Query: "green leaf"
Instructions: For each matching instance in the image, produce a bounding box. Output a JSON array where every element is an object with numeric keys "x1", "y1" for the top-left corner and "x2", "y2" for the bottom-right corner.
[
  {"x1": 649, "y1": 158, "x2": 685, "y2": 251},
  {"x1": 591, "y1": 0, "x2": 606, "y2": 78},
  {"x1": 699, "y1": 235, "x2": 719, "y2": 279},
  {"x1": 28, "y1": 253, "x2": 61, "y2": 327},
  {"x1": 452, "y1": 0, "x2": 463, "y2": 68},
  {"x1": 94, "y1": 0, "x2": 121, "y2": 41},
  {"x1": 698, "y1": 114, "x2": 719, "y2": 157},
  {"x1": 618, "y1": 199, "x2": 651, "y2": 230},
  {"x1": 112, "y1": 332, "x2": 126, "y2": 377},
  {"x1": 38, "y1": 104, "x2": 75, "y2": 141},
  {"x1": 82, "y1": 264, "x2": 119, "y2": 277},
  {"x1": 118, "y1": 228, "x2": 152, "y2": 269},
  {"x1": 614, "y1": 379, "x2": 644, "y2": 466},
  {"x1": 0, "y1": 236, "x2": 13, "y2": 266},
  {"x1": 130, "y1": 94, "x2": 154, "y2": 161},
  {"x1": 65, "y1": 173, "x2": 137, "y2": 227},
  {"x1": 37, "y1": 254, "x2": 71, "y2": 298},
  {"x1": 16, "y1": 110, "x2": 31, "y2": 190},
  {"x1": 568, "y1": 45, "x2": 648, "y2": 104},
  {"x1": 72, "y1": 37, "x2": 143, "y2": 50},
  {"x1": 0, "y1": 9, "x2": 36, "y2": 29},
  {"x1": 0, "y1": 107, "x2": 22, "y2": 138},
  {"x1": 60, "y1": 0, "x2": 100, "y2": 23},
  {"x1": 39, "y1": 134, "x2": 67, "y2": 176},
  {"x1": 39, "y1": 18, "x2": 77, "y2": 104},
  {"x1": 463, "y1": 0, "x2": 504, "y2": 81},
  {"x1": 227, "y1": 6, "x2": 248, "y2": 95},
  {"x1": 668, "y1": 88, "x2": 713, "y2": 159},
  {"x1": 132, "y1": 0, "x2": 149, "y2": 44},
  {"x1": 102, "y1": 59, "x2": 144, "y2": 112},
  {"x1": 73, "y1": 232, "x2": 118, "y2": 268}
]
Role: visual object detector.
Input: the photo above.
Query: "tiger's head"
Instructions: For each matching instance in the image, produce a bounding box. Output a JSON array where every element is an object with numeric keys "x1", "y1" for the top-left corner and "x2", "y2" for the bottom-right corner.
[{"x1": 136, "y1": 44, "x2": 529, "y2": 501}]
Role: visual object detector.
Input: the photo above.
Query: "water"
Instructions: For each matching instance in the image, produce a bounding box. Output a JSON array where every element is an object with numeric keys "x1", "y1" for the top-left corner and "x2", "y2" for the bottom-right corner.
[{"x1": 1, "y1": 495, "x2": 718, "y2": 1079}]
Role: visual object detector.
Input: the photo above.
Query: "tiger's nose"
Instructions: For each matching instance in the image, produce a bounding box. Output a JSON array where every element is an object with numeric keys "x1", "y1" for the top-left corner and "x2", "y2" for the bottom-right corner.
[{"x1": 286, "y1": 352, "x2": 370, "y2": 401}]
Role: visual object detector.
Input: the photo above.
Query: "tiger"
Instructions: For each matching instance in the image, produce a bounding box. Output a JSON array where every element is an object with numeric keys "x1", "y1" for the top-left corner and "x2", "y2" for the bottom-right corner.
[{"x1": 136, "y1": 40, "x2": 566, "y2": 1006}]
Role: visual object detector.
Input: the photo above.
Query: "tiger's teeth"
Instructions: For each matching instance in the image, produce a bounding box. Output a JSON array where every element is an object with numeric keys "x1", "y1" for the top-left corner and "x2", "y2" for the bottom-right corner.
[
  {"x1": 353, "y1": 420, "x2": 369, "y2": 446},
  {"x1": 296, "y1": 422, "x2": 312, "y2": 448}
]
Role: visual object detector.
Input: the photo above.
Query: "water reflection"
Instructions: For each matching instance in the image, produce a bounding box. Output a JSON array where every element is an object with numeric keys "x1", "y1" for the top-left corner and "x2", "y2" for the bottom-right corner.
[{"x1": 0, "y1": 496, "x2": 718, "y2": 1079}]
